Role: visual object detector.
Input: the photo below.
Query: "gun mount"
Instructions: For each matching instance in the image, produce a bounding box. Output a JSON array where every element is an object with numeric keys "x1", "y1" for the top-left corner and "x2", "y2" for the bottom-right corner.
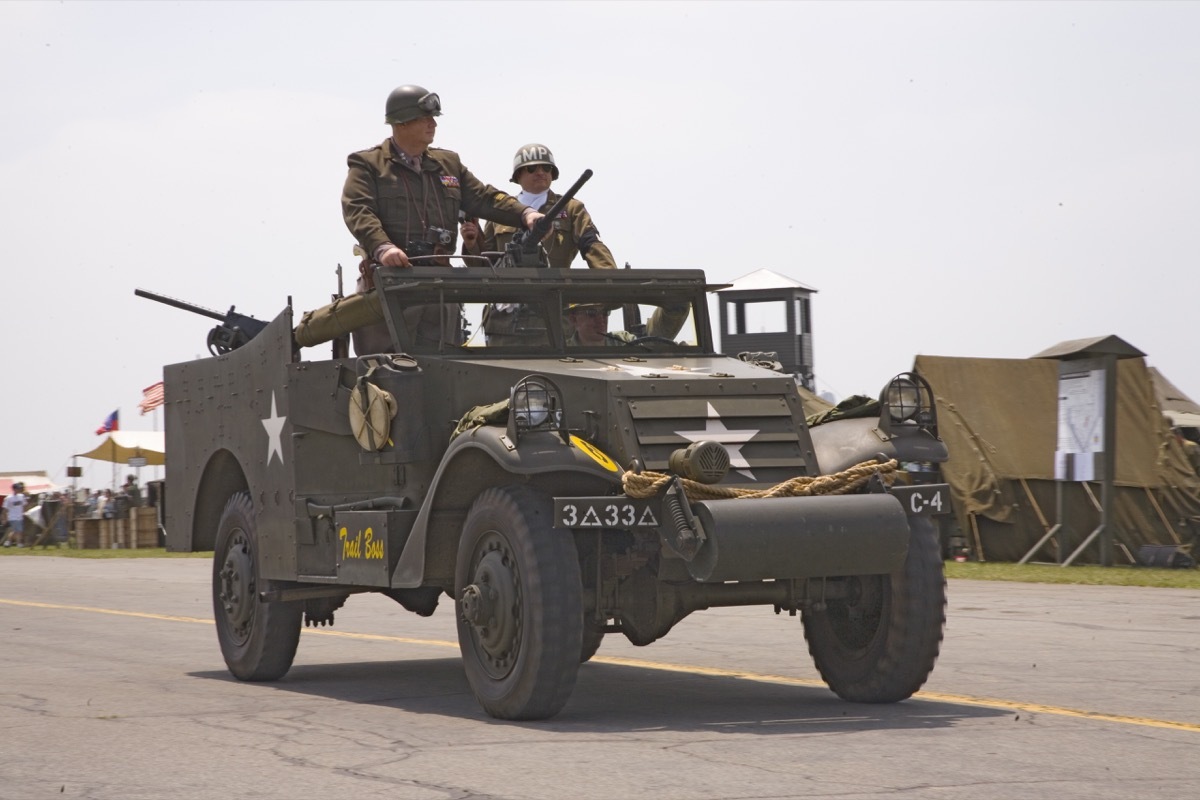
[{"x1": 500, "y1": 168, "x2": 593, "y2": 268}]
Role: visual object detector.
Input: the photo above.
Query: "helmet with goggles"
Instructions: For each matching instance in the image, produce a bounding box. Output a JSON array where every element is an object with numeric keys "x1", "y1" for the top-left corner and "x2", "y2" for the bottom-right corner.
[{"x1": 385, "y1": 85, "x2": 442, "y2": 125}]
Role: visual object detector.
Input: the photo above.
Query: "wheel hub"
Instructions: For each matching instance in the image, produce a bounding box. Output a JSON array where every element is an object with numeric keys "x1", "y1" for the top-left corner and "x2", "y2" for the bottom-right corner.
[
  {"x1": 461, "y1": 544, "x2": 519, "y2": 677},
  {"x1": 218, "y1": 535, "x2": 255, "y2": 634}
]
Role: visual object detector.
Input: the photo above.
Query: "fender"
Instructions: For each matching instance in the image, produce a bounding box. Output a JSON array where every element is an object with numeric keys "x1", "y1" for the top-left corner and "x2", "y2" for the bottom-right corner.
[
  {"x1": 809, "y1": 416, "x2": 948, "y2": 474},
  {"x1": 389, "y1": 425, "x2": 622, "y2": 587}
]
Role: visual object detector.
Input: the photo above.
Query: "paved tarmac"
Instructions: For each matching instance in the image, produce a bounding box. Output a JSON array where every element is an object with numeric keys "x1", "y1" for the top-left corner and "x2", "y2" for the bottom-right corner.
[{"x1": 1, "y1": 557, "x2": 1197, "y2": 799}]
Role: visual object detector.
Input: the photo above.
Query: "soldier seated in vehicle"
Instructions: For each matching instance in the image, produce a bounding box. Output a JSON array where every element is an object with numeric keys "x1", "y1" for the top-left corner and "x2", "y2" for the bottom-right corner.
[
  {"x1": 564, "y1": 301, "x2": 693, "y2": 347},
  {"x1": 565, "y1": 303, "x2": 626, "y2": 346}
]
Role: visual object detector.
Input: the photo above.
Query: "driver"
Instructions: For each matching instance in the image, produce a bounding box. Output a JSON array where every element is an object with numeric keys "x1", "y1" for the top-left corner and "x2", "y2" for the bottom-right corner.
[
  {"x1": 565, "y1": 303, "x2": 688, "y2": 346},
  {"x1": 566, "y1": 303, "x2": 628, "y2": 346}
]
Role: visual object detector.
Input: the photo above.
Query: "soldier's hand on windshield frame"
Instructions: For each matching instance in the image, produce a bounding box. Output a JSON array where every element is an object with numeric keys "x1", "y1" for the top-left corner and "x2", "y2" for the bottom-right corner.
[{"x1": 378, "y1": 245, "x2": 412, "y2": 268}]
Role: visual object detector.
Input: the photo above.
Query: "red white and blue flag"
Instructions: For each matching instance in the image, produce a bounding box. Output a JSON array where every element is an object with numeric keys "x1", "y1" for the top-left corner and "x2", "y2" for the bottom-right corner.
[
  {"x1": 95, "y1": 409, "x2": 119, "y2": 435},
  {"x1": 138, "y1": 382, "x2": 165, "y2": 415}
]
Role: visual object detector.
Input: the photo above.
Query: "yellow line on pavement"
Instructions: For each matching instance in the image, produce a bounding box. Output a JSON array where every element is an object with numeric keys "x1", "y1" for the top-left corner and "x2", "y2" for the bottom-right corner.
[{"x1": 4, "y1": 597, "x2": 1198, "y2": 733}]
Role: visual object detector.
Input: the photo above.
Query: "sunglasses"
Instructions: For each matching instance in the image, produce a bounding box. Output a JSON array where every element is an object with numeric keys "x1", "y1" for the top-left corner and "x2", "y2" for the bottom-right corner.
[
  {"x1": 523, "y1": 164, "x2": 553, "y2": 174},
  {"x1": 571, "y1": 308, "x2": 608, "y2": 319}
]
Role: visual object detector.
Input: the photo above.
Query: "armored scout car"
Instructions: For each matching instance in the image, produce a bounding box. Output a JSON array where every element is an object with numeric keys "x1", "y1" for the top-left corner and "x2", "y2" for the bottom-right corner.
[{"x1": 156, "y1": 264, "x2": 950, "y2": 720}]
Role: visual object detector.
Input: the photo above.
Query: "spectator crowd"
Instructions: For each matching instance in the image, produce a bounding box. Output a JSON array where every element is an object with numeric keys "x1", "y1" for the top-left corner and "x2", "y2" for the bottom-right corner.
[{"x1": 2, "y1": 474, "x2": 153, "y2": 548}]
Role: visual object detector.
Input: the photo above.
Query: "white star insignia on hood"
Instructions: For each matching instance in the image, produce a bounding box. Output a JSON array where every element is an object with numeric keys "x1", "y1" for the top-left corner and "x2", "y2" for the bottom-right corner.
[{"x1": 673, "y1": 403, "x2": 758, "y2": 479}]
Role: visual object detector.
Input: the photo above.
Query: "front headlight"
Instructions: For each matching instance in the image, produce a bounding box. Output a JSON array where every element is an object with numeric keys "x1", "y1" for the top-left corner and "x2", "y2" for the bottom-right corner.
[
  {"x1": 878, "y1": 372, "x2": 937, "y2": 437},
  {"x1": 508, "y1": 375, "x2": 566, "y2": 442},
  {"x1": 885, "y1": 376, "x2": 922, "y2": 422},
  {"x1": 513, "y1": 382, "x2": 552, "y2": 428}
]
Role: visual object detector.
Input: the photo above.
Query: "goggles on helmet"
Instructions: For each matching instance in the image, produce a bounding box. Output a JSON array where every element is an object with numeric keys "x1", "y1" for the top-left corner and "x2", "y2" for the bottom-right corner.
[{"x1": 417, "y1": 92, "x2": 441, "y2": 115}]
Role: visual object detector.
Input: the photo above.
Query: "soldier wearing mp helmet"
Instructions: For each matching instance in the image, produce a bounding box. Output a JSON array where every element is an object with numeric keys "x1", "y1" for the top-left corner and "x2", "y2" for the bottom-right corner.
[
  {"x1": 465, "y1": 143, "x2": 616, "y2": 344},
  {"x1": 295, "y1": 85, "x2": 544, "y2": 353},
  {"x1": 463, "y1": 143, "x2": 616, "y2": 271}
]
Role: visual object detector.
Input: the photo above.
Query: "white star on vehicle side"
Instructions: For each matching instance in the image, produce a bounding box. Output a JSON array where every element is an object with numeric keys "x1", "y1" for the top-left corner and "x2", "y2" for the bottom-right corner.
[
  {"x1": 674, "y1": 403, "x2": 758, "y2": 479},
  {"x1": 262, "y1": 391, "x2": 286, "y2": 467}
]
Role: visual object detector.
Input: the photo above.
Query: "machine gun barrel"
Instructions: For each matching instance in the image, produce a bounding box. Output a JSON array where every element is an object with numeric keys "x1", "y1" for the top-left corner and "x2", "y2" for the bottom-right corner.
[
  {"x1": 135, "y1": 288, "x2": 268, "y2": 356},
  {"x1": 503, "y1": 169, "x2": 594, "y2": 268},
  {"x1": 134, "y1": 288, "x2": 225, "y2": 323},
  {"x1": 526, "y1": 168, "x2": 593, "y2": 243}
]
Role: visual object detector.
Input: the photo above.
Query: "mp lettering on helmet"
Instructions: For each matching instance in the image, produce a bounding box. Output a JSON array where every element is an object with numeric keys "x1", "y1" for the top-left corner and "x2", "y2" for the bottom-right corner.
[{"x1": 521, "y1": 145, "x2": 551, "y2": 163}]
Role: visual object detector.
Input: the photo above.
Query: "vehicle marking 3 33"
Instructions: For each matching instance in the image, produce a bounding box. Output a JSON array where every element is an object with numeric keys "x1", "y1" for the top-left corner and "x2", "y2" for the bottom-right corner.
[{"x1": 554, "y1": 498, "x2": 660, "y2": 529}]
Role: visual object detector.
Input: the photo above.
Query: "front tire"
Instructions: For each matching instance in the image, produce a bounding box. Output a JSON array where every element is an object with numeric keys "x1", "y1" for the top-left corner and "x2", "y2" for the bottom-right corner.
[
  {"x1": 802, "y1": 516, "x2": 945, "y2": 702},
  {"x1": 212, "y1": 492, "x2": 302, "y2": 681},
  {"x1": 455, "y1": 486, "x2": 583, "y2": 720},
  {"x1": 580, "y1": 621, "x2": 604, "y2": 663}
]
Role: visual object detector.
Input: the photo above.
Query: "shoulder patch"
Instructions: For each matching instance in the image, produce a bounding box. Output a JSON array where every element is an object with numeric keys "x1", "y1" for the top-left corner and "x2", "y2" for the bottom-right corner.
[{"x1": 440, "y1": 175, "x2": 460, "y2": 188}]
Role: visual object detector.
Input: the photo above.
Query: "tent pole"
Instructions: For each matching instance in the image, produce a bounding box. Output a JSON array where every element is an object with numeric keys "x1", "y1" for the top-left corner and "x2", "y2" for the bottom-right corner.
[{"x1": 1143, "y1": 487, "x2": 1181, "y2": 545}]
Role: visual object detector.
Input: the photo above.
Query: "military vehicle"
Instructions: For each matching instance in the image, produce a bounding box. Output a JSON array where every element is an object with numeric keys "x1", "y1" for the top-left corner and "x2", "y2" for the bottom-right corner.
[{"x1": 149, "y1": 262, "x2": 950, "y2": 720}]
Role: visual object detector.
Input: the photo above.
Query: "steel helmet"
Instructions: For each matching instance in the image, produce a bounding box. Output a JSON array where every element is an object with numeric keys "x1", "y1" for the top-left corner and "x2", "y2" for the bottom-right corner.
[
  {"x1": 511, "y1": 143, "x2": 559, "y2": 182},
  {"x1": 384, "y1": 85, "x2": 442, "y2": 125}
]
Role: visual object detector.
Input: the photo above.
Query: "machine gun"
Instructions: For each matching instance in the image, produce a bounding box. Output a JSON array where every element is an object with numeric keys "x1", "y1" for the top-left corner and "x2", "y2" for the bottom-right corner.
[
  {"x1": 135, "y1": 288, "x2": 269, "y2": 356},
  {"x1": 500, "y1": 168, "x2": 593, "y2": 268}
]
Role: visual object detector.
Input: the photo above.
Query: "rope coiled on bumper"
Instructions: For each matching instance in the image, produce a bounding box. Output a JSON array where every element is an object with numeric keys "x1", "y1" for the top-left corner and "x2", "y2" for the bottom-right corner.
[{"x1": 621, "y1": 459, "x2": 900, "y2": 502}]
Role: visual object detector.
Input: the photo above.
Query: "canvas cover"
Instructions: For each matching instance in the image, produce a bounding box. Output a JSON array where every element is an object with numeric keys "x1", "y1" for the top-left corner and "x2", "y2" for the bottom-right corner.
[
  {"x1": 914, "y1": 355, "x2": 1200, "y2": 562},
  {"x1": 0, "y1": 472, "x2": 59, "y2": 495},
  {"x1": 76, "y1": 431, "x2": 166, "y2": 466}
]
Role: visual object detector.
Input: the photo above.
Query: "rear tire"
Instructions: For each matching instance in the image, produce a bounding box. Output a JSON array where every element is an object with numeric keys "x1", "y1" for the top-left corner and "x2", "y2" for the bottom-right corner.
[
  {"x1": 802, "y1": 516, "x2": 945, "y2": 702},
  {"x1": 212, "y1": 492, "x2": 302, "y2": 681},
  {"x1": 455, "y1": 486, "x2": 583, "y2": 720}
]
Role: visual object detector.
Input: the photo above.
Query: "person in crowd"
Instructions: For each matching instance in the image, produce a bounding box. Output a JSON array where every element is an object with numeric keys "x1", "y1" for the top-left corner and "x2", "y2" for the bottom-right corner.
[
  {"x1": 3, "y1": 482, "x2": 28, "y2": 547},
  {"x1": 122, "y1": 475, "x2": 142, "y2": 507},
  {"x1": 98, "y1": 489, "x2": 115, "y2": 520}
]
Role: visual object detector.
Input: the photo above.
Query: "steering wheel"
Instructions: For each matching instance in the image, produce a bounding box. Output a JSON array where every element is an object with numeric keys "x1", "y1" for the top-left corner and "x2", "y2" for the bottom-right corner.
[{"x1": 624, "y1": 335, "x2": 677, "y2": 346}]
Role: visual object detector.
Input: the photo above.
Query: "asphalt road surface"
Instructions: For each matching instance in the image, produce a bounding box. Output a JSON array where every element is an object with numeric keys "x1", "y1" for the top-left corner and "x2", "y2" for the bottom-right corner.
[{"x1": 1, "y1": 557, "x2": 1197, "y2": 800}]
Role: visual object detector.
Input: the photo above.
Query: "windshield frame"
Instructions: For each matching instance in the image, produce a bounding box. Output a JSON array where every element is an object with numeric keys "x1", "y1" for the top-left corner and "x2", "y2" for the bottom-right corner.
[{"x1": 375, "y1": 266, "x2": 723, "y2": 356}]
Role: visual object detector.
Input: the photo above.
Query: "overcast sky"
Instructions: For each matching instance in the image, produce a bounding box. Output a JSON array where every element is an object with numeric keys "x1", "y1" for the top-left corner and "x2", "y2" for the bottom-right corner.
[{"x1": 2, "y1": 0, "x2": 1197, "y2": 489}]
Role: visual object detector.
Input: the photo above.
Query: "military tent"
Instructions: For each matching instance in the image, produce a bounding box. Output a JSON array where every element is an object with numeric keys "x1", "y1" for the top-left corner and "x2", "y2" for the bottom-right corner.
[{"x1": 914, "y1": 355, "x2": 1200, "y2": 563}]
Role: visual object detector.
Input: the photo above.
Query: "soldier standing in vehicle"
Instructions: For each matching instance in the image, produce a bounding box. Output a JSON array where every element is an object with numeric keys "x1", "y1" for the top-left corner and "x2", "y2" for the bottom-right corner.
[
  {"x1": 464, "y1": 144, "x2": 616, "y2": 345},
  {"x1": 464, "y1": 143, "x2": 616, "y2": 270},
  {"x1": 296, "y1": 85, "x2": 544, "y2": 353}
]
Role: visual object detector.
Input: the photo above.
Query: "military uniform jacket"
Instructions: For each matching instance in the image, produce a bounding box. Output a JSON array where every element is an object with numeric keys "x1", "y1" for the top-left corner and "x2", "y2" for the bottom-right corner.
[
  {"x1": 482, "y1": 192, "x2": 617, "y2": 269},
  {"x1": 343, "y1": 139, "x2": 527, "y2": 258}
]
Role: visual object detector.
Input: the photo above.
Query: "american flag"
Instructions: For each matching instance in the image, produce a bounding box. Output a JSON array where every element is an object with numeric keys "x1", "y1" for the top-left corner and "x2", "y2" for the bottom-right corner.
[{"x1": 138, "y1": 381, "x2": 165, "y2": 415}]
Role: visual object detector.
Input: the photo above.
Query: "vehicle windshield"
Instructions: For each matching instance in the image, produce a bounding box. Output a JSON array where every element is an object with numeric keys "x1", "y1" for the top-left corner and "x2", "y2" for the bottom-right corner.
[{"x1": 377, "y1": 266, "x2": 715, "y2": 355}]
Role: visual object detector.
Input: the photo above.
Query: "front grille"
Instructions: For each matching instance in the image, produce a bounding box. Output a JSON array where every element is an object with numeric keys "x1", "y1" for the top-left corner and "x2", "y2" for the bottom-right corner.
[{"x1": 627, "y1": 395, "x2": 809, "y2": 483}]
